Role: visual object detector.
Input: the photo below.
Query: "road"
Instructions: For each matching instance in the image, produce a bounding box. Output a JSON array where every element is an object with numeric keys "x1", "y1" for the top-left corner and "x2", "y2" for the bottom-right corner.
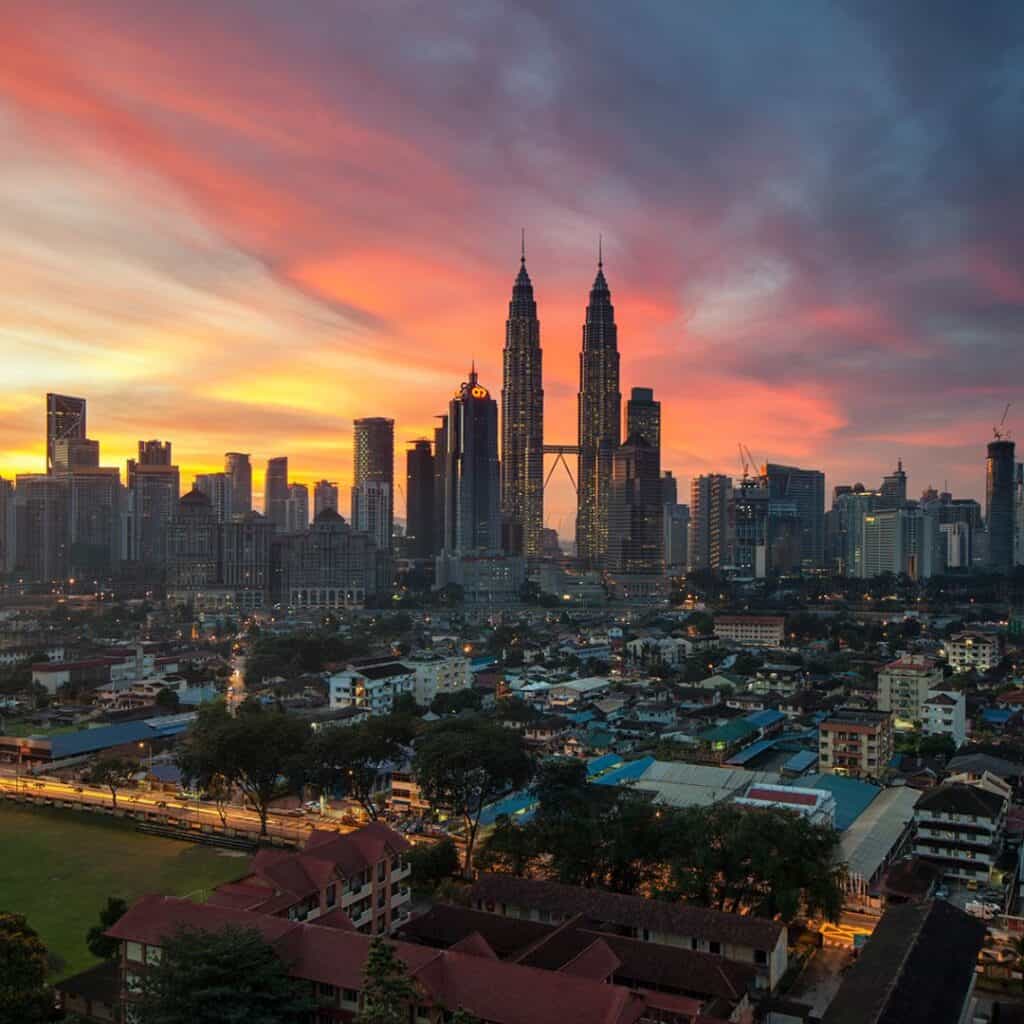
[{"x1": 0, "y1": 772, "x2": 355, "y2": 844}]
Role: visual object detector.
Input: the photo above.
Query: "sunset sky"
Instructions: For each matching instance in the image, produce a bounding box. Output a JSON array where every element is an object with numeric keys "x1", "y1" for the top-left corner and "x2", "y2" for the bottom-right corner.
[{"x1": 2, "y1": 1, "x2": 1022, "y2": 537}]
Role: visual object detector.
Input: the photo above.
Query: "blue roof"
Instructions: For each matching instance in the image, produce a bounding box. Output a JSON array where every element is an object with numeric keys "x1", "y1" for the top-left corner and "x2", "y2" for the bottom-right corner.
[
  {"x1": 592, "y1": 756, "x2": 656, "y2": 787},
  {"x1": 587, "y1": 753, "x2": 623, "y2": 776},
  {"x1": 983, "y1": 708, "x2": 1015, "y2": 725},
  {"x1": 725, "y1": 738, "x2": 776, "y2": 766},
  {"x1": 479, "y1": 790, "x2": 536, "y2": 827},
  {"x1": 745, "y1": 709, "x2": 786, "y2": 729},
  {"x1": 563, "y1": 710, "x2": 596, "y2": 725},
  {"x1": 49, "y1": 716, "x2": 193, "y2": 760},
  {"x1": 471, "y1": 656, "x2": 498, "y2": 672},
  {"x1": 783, "y1": 750, "x2": 819, "y2": 773},
  {"x1": 794, "y1": 773, "x2": 881, "y2": 830}
]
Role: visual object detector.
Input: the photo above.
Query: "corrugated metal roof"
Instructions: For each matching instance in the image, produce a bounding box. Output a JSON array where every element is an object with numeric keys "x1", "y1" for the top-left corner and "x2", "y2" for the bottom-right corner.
[
  {"x1": 783, "y1": 750, "x2": 819, "y2": 773},
  {"x1": 744, "y1": 709, "x2": 786, "y2": 728},
  {"x1": 591, "y1": 756, "x2": 656, "y2": 787},
  {"x1": 724, "y1": 738, "x2": 776, "y2": 766},
  {"x1": 792, "y1": 773, "x2": 881, "y2": 831},
  {"x1": 840, "y1": 786, "x2": 920, "y2": 883},
  {"x1": 586, "y1": 753, "x2": 622, "y2": 776}
]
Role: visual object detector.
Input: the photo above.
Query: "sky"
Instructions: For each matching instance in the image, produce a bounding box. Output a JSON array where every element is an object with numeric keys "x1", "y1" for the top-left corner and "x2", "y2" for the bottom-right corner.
[{"x1": 2, "y1": 1, "x2": 1023, "y2": 537}]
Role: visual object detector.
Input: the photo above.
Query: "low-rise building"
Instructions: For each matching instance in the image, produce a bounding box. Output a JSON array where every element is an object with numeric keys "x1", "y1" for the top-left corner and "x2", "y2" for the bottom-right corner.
[
  {"x1": 328, "y1": 661, "x2": 415, "y2": 716},
  {"x1": 877, "y1": 655, "x2": 944, "y2": 727},
  {"x1": 912, "y1": 782, "x2": 1008, "y2": 883},
  {"x1": 547, "y1": 676, "x2": 610, "y2": 706},
  {"x1": 944, "y1": 631, "x2": 1001, "y2": 674},
  {"x1": 921, "y1": 689, "x2": 966, "y2": 749},
  {"x1": 406, "y1": 652, "x2": 472, "y2": 707},
  {"x1": 734, "y1": 783, "x2": 836, "y2": 827},
  {"x1": 713, "y1": 615, "x2": 786, "y2": 647},
  {"x1": 818, "y1": 708, "x2": 893, "y2": 781}
]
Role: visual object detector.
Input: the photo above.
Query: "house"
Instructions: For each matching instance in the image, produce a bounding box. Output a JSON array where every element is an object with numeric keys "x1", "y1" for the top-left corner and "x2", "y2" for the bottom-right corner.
[
  {"x1": 714, "y1": 616, "x2": 786, "y2": 648},
  {"x1": 920, "y1": 690, "x2": 966, "y2": 748},
  {"x1": 207, "y1": 822, "x2": 412, "y2": 934},
  {"x1": 821, "y1": 900, "x2": 986, "y2": 1024},
  {"x1": 101, "y1": 896, "x2": 710, "y2": 1024},
  {"x1": 470, "y1": 872, "x2": 789, "y2": 990},
  {"x1": 912, "y1": 782, "x2": 1008, "y2": 883},
  {"x1": 328, "y1": 661, "x2": 415, "y2": 716},
  {"x1": 876, "y1": 656, "x2": 944, "y2": 726},
  {"x1": 817, "y1": 709, "x2": 893, "y2": 781}
]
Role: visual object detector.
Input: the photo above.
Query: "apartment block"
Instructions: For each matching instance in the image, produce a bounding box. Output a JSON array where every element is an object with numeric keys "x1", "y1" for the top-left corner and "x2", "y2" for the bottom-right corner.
[
  {"x1": 818, "y1": 708, "x2": 893, "y2": 781},
  {"x1": 713, "y1": 615, "x2": 786, "y2": 647},
  {"x1": 877, "y1": 655, "x2": 944, "y2": 725}
]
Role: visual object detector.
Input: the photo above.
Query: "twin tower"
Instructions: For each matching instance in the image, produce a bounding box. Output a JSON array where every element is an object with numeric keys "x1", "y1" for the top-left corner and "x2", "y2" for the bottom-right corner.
[{"x1": 500, "y1": 243, "x2": 623, "y2": 566}]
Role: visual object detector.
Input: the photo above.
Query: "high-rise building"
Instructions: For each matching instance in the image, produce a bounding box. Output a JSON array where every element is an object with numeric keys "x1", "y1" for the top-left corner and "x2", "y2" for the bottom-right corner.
[
  {"x1": 433, "y1": 417, "x2": 448, "y2": 562},
  {"x1": 46, "y1": 393, "x2": 87, "y2": 474},
  {"x1": 224, "y1": 452, "x2": 252, "y2": 514},
  {"x1": 576, "y1": 251, "x2": 621, "y2": 568},
  {"x1": 688, "y1": 474, "x2": 732, "y2": 571},
  {"x1": 194, "y1": 472, "x2": 234, "y2": 522},
  {"x1": 352, "y1": 481, "x2": 391, "y2": 552},
  {"x1": 879, "y1": 459, "x2": 908, "y2": 509},
  {"x1": 500, "y1": 242, "x2": 544, "y2": 558},
  {"x1": 607, "y1": 434, "x2": 663, "y2": 575},
  {"x1": 127, "y1": 441, "x2": 179, "y2": 567},
  {"x1": 166, "y1": 489, "x2": 220, "y2": 593},
  {"x1": 765, "y1": 463, "x2": 825, "y2": 569},
  {"x1": 406, "y1": 440, "x2": 436, "y2": 560},
  {"x1": 352, "y1": 418, "x2": 394, "y2": 553},
  {"x1": 831, "y1": 488, "x2": 879, "y2": 576},
  {"x1": 14, "y1": 475, "x2": 68, "y2": 582},
  {"x1": 664, "y1": 503, "x2": 689, "y2": 574},
  {"x1": 285, "y1": 483, "x2": 310, "y2": 533},
  {"x1": 1015, "y1": 463, "x2": 1024, "y2": 566},
  {"x1": 0, "y1": 478, "x2": 14, "y2": 575},
  {"x1": 860, "y1": 505, "x2": 945, "y2": 579},
  {"x1": 264, "y1": 457, "x2": 289, "y2": 532},
  {"x1": 626, "y1": 387, "x2": 660, "y2": 450},
  {"x1": 986, "y1": 439, "x2": 1016, "y2": 572},
  {"x1": 313, "y1": 480, "x2": 339, "y2": 520},
  {"x1": 65, "y1": 466, "x2": 122, "y2": 578},
  {"x1": 222, "y1": 512, "x2": 274, "y2": 610},
  {"x1": 660, "y1": 471, "x2": 678, "y2": 508},
  {"x1": 442, "y1": 367, "x2": 500, "y2": 554},
  {"x1": 52, "y1": 438, "x2": 99, "y2": 472}
]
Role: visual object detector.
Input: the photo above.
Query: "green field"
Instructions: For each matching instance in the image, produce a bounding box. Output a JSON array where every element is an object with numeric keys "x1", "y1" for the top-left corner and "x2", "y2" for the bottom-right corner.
[{"x1": 0, "y1": 802, "x2": 247, "y2": 979}]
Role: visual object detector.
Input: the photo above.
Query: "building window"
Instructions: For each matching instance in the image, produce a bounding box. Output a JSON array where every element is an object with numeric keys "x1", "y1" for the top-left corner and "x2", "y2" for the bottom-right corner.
[
  {"x1": 342, "y1": 989, "x2": 359, "y2": 1005},
  {"x1": 126, "y1": 972, "x2": 143, "y2": 994},
  {"x1": 125, "y1": 941, "x2": 143, "y2": 963},
  {"x1": 145, "y1": 946, "x2": 162, "y2": 966},
  {"x1": 709, "y1": 941, "x2": 721, "y2": 955},
  {"x1": 326, "y1": 884, "x2": 337, "y2": 908},
  {"x1": 754, "y1": 949, "x2": 768, "y2": 965}
]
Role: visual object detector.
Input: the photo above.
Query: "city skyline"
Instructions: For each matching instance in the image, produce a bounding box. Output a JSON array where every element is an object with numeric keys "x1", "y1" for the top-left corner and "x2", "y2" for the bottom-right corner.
[{"x1": 3, "y1": 3, "x2": 1024, "y2": 535}]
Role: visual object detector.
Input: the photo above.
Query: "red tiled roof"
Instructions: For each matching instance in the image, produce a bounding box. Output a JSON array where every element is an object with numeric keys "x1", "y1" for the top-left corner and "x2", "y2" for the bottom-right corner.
[
  {"x1": 747, "y1": 787, "x2": 818, "y2": 806},
  {"x1": 448, "y1": 931, "x2": 498, "y2": 959},
  {"x1": 32, "y1": 658, "x2": 120, "y2": 673}
]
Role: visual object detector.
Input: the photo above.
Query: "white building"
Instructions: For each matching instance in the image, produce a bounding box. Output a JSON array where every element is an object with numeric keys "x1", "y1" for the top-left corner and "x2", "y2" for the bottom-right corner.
[
  {"x1": 547, "y1": 676, "x2": 610, "y2": 706},
  {"x1": 407, "y1": 653, "x2": 472, "y2": 707},
  {"x1": 921, "y1": 689, "x2": 967, "y2": 749},
  {"x1": 329, "y1": 661, "x2": 414, "y2": 716},
  {"x1": 877, "y1": 655, "x2": 944, "y2": 726},
  {"x1": 714, "y1": 615, "x2": 786, "y2": 647},
  {"x1": 913, "y1": 782, "x2": 1007, "y2": 883},
  {"x1": 944, "y1": 632, "x2": 1001, "y2": 674}
]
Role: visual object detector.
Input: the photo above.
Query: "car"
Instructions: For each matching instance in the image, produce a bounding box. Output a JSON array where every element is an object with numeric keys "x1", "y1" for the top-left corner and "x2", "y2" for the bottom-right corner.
[
  {"x1": 155, "y1": 800, "x2": 167, "y2": 808},
  {"x1": 934, "y1": 886, "x2": 950, "y2": 900},
  {"x1": 303, "y1": 801, "x2": 322, "y2": 813}
]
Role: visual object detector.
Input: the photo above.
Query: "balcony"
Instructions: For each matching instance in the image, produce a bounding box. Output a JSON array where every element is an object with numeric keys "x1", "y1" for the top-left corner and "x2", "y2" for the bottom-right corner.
[
  {"x1": 341, "y1": 881, "x2": 372, "y2": 905},
  {"x1": 391, "y1": 887, "x2": 411, "y2": 907}
]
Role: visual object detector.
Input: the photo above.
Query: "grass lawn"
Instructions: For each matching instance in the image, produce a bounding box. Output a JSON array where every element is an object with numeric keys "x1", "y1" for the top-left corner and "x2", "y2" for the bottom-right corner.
[{"x1": 0, "y1": 802, "x2": 247, "y2": 979}]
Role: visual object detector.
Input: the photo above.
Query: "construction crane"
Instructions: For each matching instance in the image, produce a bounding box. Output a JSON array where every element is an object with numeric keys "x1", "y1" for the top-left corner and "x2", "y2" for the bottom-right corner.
[
  {"x1": 994, "y1": 402, "x2": 1013, "y2": 441},
  {"x1": 737, "y1": 443, "x2": 762, "y2": 483}
]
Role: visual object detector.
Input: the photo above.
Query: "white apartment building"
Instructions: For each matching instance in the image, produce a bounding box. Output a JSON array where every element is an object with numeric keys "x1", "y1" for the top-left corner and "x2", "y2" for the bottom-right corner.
[
  {"x1": 877, "y1": 655, "x2": 944, "y2": 726},
  {"x1": 713, "y1": 615, "x2": 786, "y2": 647},
  {"x1": 945, "y1": 632, "x2": 1001, "y2": 674},
  {"x1": 922, "y1": 689, "x2": 967, "y2": 749},
  {"x1": 913, "y1": 782, "x2": 1007, "y2": 883},
  {"x1": 329, "y1": 661, "x2": 414, "y2": 716},
  {"x1": 407, "y1": 653, "x2": 472, "y2": 706}
]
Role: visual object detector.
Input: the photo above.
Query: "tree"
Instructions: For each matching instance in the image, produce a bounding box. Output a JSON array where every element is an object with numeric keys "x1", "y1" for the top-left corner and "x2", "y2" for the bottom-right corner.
[
  {"x1": 155, "y1": 687, "x2": 180, "y2": 712},
  {"x1": 0, "y1": 912, "x2": 52, "y2": 1024},
  {"x1": 88, "y1": 757, "x2": 139, "y2": 809},
  {"x1": 355, "y1": 936, "x2": 417, "y2": 1024},
  {"x1": 308, "y1": 714, "x2": 415, "y2": 820},
  {"x1": 178, "y1": 701, "x2": 310, "y2": 835},
  {"x1": 86, "y1": 897, "x2": 127, "y2": 959},
  {"x1": 450, "y1": 1010, "x2": 482, "y2": 1024},
  {"x1": 405, "y1": 837, "x2": 460, "y2": 891},
  {"x1": 430, "y1": 689, "x2": 482, "y2": 716},
  {"x1": 413, "y1": 717, "x2": 532, "y2": 874},
  {"x1": 135, "y1": 925, "x2": 310, "y2": 1024}
]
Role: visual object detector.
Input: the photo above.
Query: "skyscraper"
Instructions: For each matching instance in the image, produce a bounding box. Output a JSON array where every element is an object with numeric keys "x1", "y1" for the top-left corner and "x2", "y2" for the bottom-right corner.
[
  {"x1": 1015, "y1": 463, "x2": 1024, "y2": 566},
  {"x1": 224, "y1": 452, "x2": 252, "y2": 514},
  {"x1": 313, "y1": 480, "x2": 339, "y2": 520},
  {"x1": 607, "y1": 434, "x2": 663, "y2": 574},
  {"x1": 285, "y1": 483, "x2": 310, "y2": 533},
  {"x1": 0, "y1": 478, "x2": 14, "y2": 575},
  {"x1": 433, "y1": 416, "x2": 448, "y2": 558},
  {"x1": 353, "y1": 481, "x2": 392, "y2": 552},
  {"x1": 626, "y1": 387, "x2": 660, "y2": 449},
  {"x1": 765, "y1": 463, "x2": 826, "y2": 569},
  {"x1": 127, "y1": 440, "x2": 179, "y2": 566},
  {"x1": 14, "y1": 475, "x2": 68, "y2": 581},
  {"x1": 406, "y1": 440, "x2": 436, "y2": 560},
  {"x1": 879, "y1": 459, "x2": 908, "y2": 509},
  {"x1": 500, "y1": 239, "x2": 543, "y2": 558},
  {"x1": 194, "y1": 472, "x2": 234, "y2": 522},
  {"x1": 576, "y1": 249, "x2": 621, "y2": 568},
  {"x1": 46, "y1": 393, "x2": 87, "y2": 474},
  {"x1": 688, "y1": 474, "x2": 732, "y2": 571},
  {"x1": 264, "y1": 457, "x2": 289, "y2": 532},
  {"x1": 166, "y1": 488, "x2": 220, "y2": 593},
  {"x1": 986, "y1": 439, "x2": 1016, "y2": 572},
  {"x1": 352, "y1": 418, "x2": 395, "y2": 552},
  {"x1": 443, "y1": 367, "x2": 500, "y2": 554}
]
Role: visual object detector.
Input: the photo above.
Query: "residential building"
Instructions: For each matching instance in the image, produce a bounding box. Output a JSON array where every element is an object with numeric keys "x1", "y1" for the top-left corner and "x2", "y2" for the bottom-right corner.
[
  {"x1": 877, "y1": 655, "x2": 944, "y2": 725},
  {"x1": 821, "y1": 900, "x2": 985, "y2": 1024},
  {"x1": 264, "y1": 456, "x2": 289, "y2": 532},
  {"x1": 765, "y1": 462, "x2": 825, "y2": 569},
  {"x1": 688, "y1": 473, "x2": 732, "y2": 571},
  {"x1": 912, "y1": 782, "x2": 1008, "y2": 883},
  {"x1": 329, "y1": 661, "x2": 415, "y2": 715},
  {"x1": 987, "y1": 438, "x2": 1015, "y2": 572},
  {"x1": 62, "y1": 464, "x2": 123, "y2": 578},
  {"x1": 14, "y1": 474, "x2": 68, "y2": 582},
  {"x1": 607, "y1": 429, "x2": 663, "y2": 576},
  {"x1": 313, "y1": 480, "x2": 339, "y2": 520},
  {"x1": 471, "y1": 873, "x2": 788, "y2": 990},
  {"x1": 193, "y1": 472, "x2": 233, "y2": 522},
  {"x1": 500, "y1": 243, "x2": 544, "y2": 558},
  {"x1": 284, "y1": 482, "x2": 309, "y2": 533},
  {"x1": 921, "y1": 690, "x2": 967, "y2": 749},
  {"x1": 576, "y1": 252, "x2": 621, "y2": 569},
  {"x1": 51, "y1": 436, "x2": 99, "y2": 471},
  {"x1": 46, "y1": 392, "x2": 87, "y2": 474},
  {"x1": 818, "y1": 708, "x2": 893, "y2": 780},
  {"x1": 127, "y1": 442, "x2": 179, "y2": 566},
  {"x1": 224, "y1": 452, "x2": 252, "y2": 514},
  {"x1": 352, "y1": 417, "x2": 394, "y2": 553},
  {"x1": 0, "y1": 477, "x2": 14, "y2": 575},
  {"x1": 945, "y1": 631, "x2": 1001, "y2": 673},
  {"x1": 1015, "y1": 461, "x2": 1024, "y2": 565},
  {"x1": 405, "y1": 440, "x2": 436, "y2": 559},
  {"x1": 714, "y1": 615, "x2": 785, "y2": 647},
  {"x1": 406, "y1": 652, "x2": 471, "y2": 707}
]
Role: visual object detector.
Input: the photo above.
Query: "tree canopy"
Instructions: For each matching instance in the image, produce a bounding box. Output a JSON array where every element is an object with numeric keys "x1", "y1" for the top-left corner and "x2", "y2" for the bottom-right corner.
[
  {"x1": 0, "y1": 912, "x2": 52, "y2": 1024},
  {"x1": 87, "y1": 757, "x2": 139, "y2": 809},
  {"x1": 135, "y1": 925, "x2": 310, "y2": 1024},
  {"x1": 355, "y1": 937, "x2": 417, "y2": 1024},
  {"x1": 86, "y1": 897, "x2": 128, "y2": 960}
]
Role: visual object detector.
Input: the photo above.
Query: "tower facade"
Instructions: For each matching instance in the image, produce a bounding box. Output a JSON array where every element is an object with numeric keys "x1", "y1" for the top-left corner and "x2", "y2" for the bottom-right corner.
[
  {"x1": 576, "y1": 253, "x2": 621, "y2": 568},
  {"x1": 500, "y1": 245, "x2": 543, "y2": 557},
  {"x1": 313, "y1": 480, "x2": 339, "y2": 520},
  {"x1": 352, "y1": 418, "x2": 394, "y2": 553},
  {"x1": 224, "y1": 452, "x2": 252, "y2": 514},
  {"x1": 608, "y1": 434, "x2": 663, "y2": 574},
  {"x1": 987, "y1": 439, "x2": 1016, "y2": 572},
  {"x1": 264, "y1": 457, "x2": 289, "y2": 532},
  {"x1": 626, "y1": 387, "x2": 660, "y2": 450},
  {"x1": 406, "y1": 439, "x2": 436, "y2": 560},
  {"x1": 46, "y1": 393, "x2": 87, "y2": 474}
]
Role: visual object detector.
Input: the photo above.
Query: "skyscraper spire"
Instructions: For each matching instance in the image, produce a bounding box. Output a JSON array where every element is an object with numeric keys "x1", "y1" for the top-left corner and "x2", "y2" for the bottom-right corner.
[
  {"x1": 501, "y1": 235, "x2": 544, "y2": 558},
  {"x1": 598, "y1": 233, "x2": 603, "y2": 268}
]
